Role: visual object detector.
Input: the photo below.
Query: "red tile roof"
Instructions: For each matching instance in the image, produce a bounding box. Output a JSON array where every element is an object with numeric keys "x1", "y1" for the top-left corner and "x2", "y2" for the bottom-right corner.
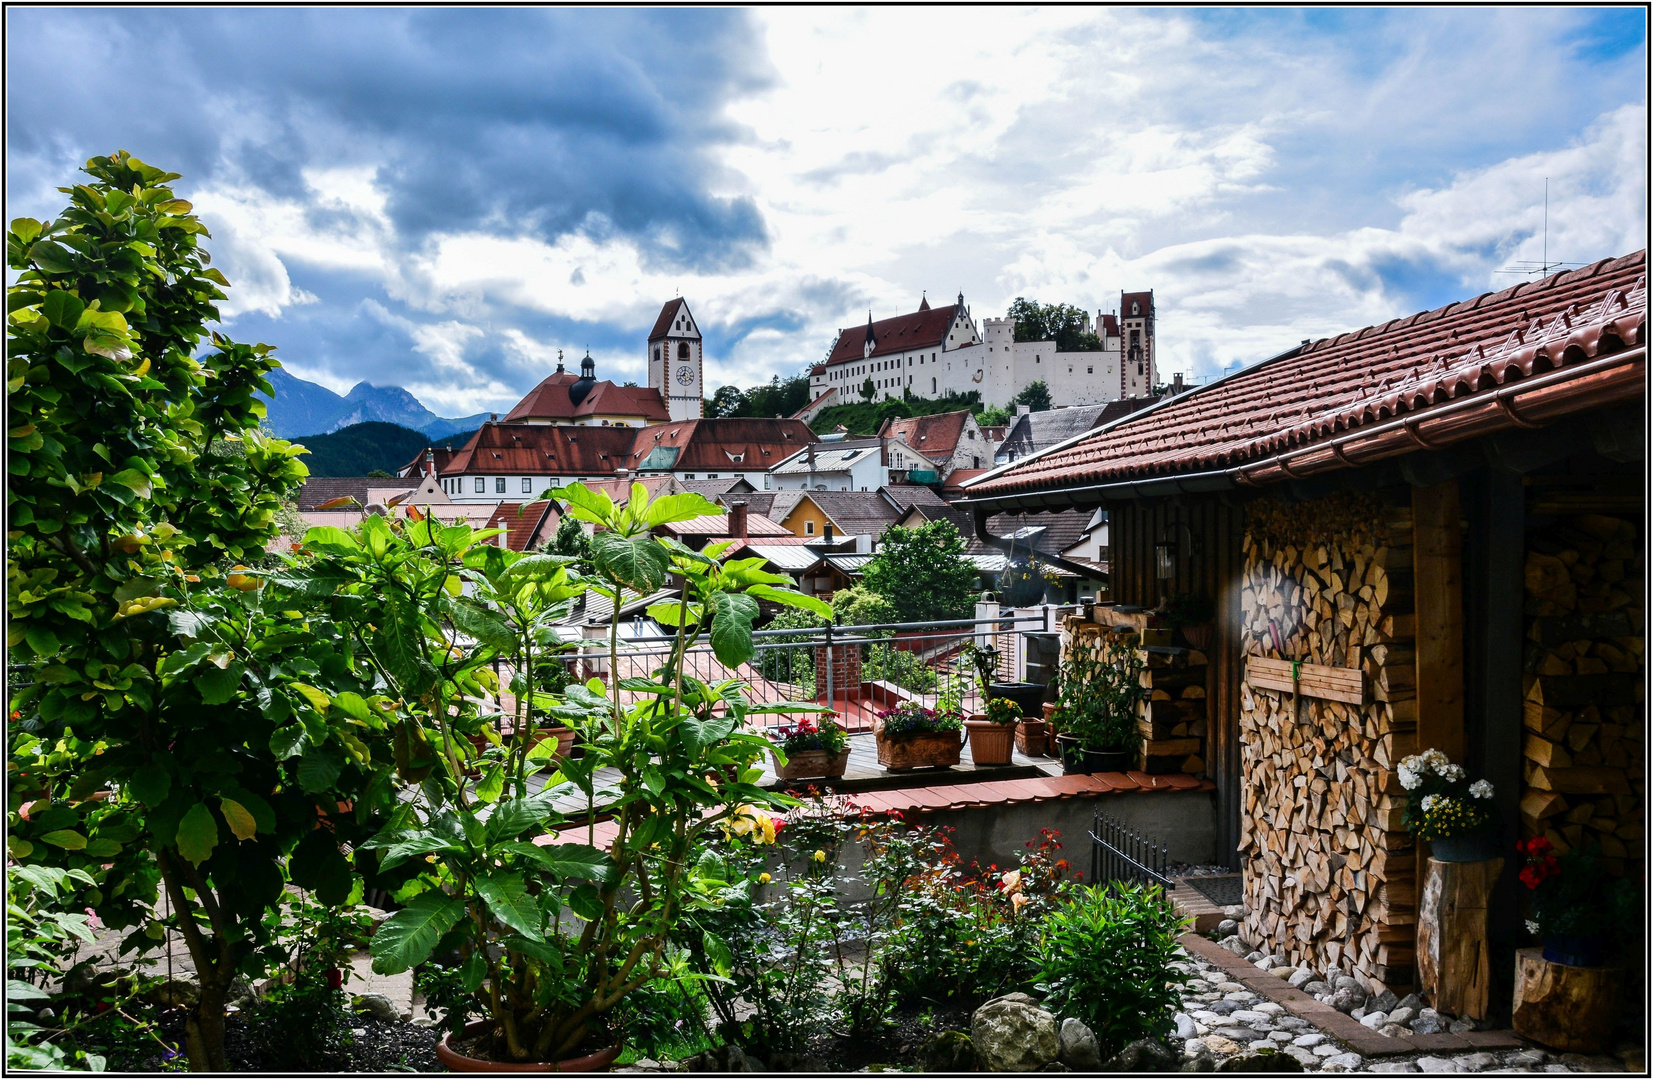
[
  {"x1": 648, "y1": 297, "x2": 689, "y2": 341},
  {"x1": 1120, "y1": 291, "x2": 1154, "y2": 319},
  {"x1": 969, "y1": 253, "x2": 1646, "y2": 499},
  {"x1": 483, "y1": 501, "x2": 558, "y2": 551},
  {"x1": 658, "y1": 512, "x2": 795, "y2": 539},
  {"x1": 628, "y1": 418, "x2": 816, "y2": 472},
  {"x1": 1101, "y1": 313, "x2": 1120, "y2": 336},
  {"x1": 878, "y1": 410, "x2": 969, "y2": 462},
  {"x1": 397, "y1": 445, "x2": 462, "y2": 479},
  {"x1": 444, "y1": 423, "x2": 639, "y2": 476},
  {"x1": 941, "y1": 469, "x2": 990, "y2": 498},
  {"x1": 504, "y1": 371, "x2": 669, "y2": 423},
  {"x1": 826, "y1": 302, "x2": 961, "y2": 365}
]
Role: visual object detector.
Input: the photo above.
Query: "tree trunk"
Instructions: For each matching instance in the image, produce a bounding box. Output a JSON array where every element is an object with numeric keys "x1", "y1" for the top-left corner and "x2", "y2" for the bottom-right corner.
[
  {"x1": 184, "y1": 974, "x2": 230, "y2": 1072},
  {"x1": 1415, "y1": 856, "x2": 1502, "y2": 1019}
]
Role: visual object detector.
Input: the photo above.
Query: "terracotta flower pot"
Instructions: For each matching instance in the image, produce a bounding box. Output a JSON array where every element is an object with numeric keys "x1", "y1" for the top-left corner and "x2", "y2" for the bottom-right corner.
[
  {"x1": 770, "y1": 747, "x2": 850, "y2": 782},
  {"x1": 1015, "y1": 718, "x2": 1048, "y2": 758},
  {"x1": 1041, "y1": 702, "x2": 1058, "y2": 721},
  {"x1": 965, "y1": 719, "x2": 1015, "y2": 766},
  {"x1": 435, "y1": 1020, "x2": 622, "y2": 1073},
  {"x1": 873, "y1": 722, "x2": 962, "y2": 772}
]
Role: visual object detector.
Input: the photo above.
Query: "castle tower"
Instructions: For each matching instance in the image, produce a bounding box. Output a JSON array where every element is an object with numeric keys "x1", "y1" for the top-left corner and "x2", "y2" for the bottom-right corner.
[
  {"x1": 647, "y1": 298, "x2": 704, "y2": 421},
  {"x1": 1120, "y1": 290, "x2": 1155, "y2": 398}
]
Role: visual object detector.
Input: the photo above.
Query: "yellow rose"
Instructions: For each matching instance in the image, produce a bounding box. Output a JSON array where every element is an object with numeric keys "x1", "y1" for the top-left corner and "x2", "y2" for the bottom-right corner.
[
  {"x1": 812, "y1": 849, "x2": 826, "y2": 864},
  {"x1": 758, "y1": 872, "x2": 772, "y2": 885}
]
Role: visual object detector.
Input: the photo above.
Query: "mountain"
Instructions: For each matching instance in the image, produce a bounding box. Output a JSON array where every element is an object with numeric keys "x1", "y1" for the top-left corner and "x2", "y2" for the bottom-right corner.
[
  {"x1": 292, "y1": 421, "x2": 479, "y2": 477},
  {"x1": 260, "y1": 367, "x2": 490, "y2": 440}
]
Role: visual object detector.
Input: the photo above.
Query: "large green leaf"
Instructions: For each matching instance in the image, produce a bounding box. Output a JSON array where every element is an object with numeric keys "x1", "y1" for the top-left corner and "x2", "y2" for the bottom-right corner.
[
  {"x1": 128, "y1": 763, "x2": 171, "y2": 807},
  {"x1": 269, "y1": 725, "x2": 307, "y2": 759},
  {"x1": 494, "y1": 841, "x2": 611, "y2": 881},
  {"x1": 642, "y1": 492, "x2": 721, "y2": 527},
  {"x1": 677, "y1": 713, "x2": 737, "y2": 756},
  {"x1": 373, "y1": 599, "x2": 425, "y2": 687},
  {"x1": 709, "y1": 591, "x2": 760, "y2": 668},
  {"x1": 38, "y1": 830, "x2": 87, "y2": 851},
  {"x1": 197, "y1": 661, "x2": 243, "y2": 705},
  {"x1": 218, "y1": 798, "x2": 257, "y2": 841},
  {"x1": 376, "y1": 833, "x2": 464, "y2": 872},
  {"x1": 175, "y1": 803, "x2": 219, "y2": 866},
  {"x1": 472, "y1": 872, "x2": 543, "y2": 940},
  {"x1": 484, "y1": 792, "x2": 559, "y2": 843},
  {"x1": 448, "y1": 600, "x2": 517, "y2": 652},
  {"x1": 591, "y1": 531, "x2": 669, "y2": 593},
  {"x1": 746, "y1": 584, "x2": 832, "y2": 618},
  {"x1": 552, "y1": 483, "x2": 615, "y2": 527},
  {"x1": 370, "y1": 891, "x2": 466, "y2": 975},
  {"x1": 296, "y1": 743, "x2": 344, "y2": 793}
]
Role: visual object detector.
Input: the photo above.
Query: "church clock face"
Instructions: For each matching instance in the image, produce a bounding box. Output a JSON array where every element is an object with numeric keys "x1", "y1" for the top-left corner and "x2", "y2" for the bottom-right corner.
[{"x1": 676, "y1": 365, "x2": 695, "y2": 386}]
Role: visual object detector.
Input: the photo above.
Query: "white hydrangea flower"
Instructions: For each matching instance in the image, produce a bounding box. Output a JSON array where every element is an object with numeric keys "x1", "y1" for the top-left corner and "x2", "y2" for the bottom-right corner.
[
  {"x1": 1398, "y1": 764, "x2": 1423, "y2": 791},
  {"x1": 1399, "y1": 754, "x2": 1423, "y2": 772},
  {"x1": 1439, "y1": 764, "x2": 1466, "y2": 783},
  {"x1": 1422, "y1": 748, "x2": 1450, "y2": 770},
  {"x1": 1525, "y1": 919, "x2": 1541, "y2": 935},
  {"x1": 1420, "y1": 794, "x2": 1439, "y2": 812},
  {"x1": 1469, "y1": 780, "x2": 1494, "y2": 800}
]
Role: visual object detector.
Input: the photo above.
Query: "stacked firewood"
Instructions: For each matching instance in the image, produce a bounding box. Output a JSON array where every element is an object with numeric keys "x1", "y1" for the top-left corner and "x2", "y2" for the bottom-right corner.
[
  {"x1": 1520, "y1": 513, "x2": 1645, "y2": 874},
  {"x1": 1141, "y1": 646, "x2": 1208, "y2": 775},
  {"x1": 1237, "y1": 492, "x2": 1419, "y2": 993}
]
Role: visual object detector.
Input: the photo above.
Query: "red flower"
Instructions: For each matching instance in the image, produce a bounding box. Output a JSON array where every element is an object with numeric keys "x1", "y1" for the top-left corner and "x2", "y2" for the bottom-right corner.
[
  {"x1": 1522, "y1": 836, "x2": 1553, "y2": 856},
  {"x1": 1519, "y1": 865, "x2": 1545, "y2": 889},
  {"x1": 326, "y1": 967, "x2": 343, "y2": 990}
]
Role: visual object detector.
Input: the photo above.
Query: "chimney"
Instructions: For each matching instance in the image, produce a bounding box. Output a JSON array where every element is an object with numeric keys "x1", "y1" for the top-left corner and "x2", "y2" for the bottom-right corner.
[
  {"x1": 1015, "y1": 404, "x2": 1031, "y2": 416},
  {"x1": 490, "y1": 413, "x2": 499, "y2": 422},
  {"x1": 1172, "y1": 373, "x2": 1186, "y2": 395},
  {"x1": 615, "y1": 467, "x2": 630, "y2": 479},
  {"x1": 823, "y1": 522, "x2": 834, "y2": 544},
  {"x1": 728, "y1": 500, "x2": 748, "y2": 539},
  {"x1": 424, "y1": 447, "x2": 436, "y2": 477}
]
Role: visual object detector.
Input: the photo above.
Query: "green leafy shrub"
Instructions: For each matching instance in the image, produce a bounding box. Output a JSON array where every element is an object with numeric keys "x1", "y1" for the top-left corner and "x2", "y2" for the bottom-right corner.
[
  {"x1": 1056, "y1": 633, "x2": 1144, "y2": 753},
  {"x1": 875, "y1": 703, "x2": 962, "y2": 738},
  {"x1": 982, "y1": 697, "x2": 1021, "y2": 725},
  {"x1": 1036, "y1": 883, "x2": 1189, "y2": 1055},
  {"x1": 865, "y1": 644, "x2": 938, "y2": 693},
  {"x1": 246, "y1": 968, "x2": 352, "y2": 1071}
]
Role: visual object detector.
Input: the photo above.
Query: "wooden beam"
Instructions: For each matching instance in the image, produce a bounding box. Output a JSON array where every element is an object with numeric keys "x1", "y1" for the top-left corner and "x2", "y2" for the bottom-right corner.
[{"x1": 1413, "y1": 481, "x2": 1466, "y2": 763}]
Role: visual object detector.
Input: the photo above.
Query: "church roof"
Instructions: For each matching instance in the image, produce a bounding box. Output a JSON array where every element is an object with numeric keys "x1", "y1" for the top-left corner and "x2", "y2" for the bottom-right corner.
[
  {"x1": 825, "y1": 300, "x2": 962, "y2": 365},
  {"x1": 444, "y1": 423, "x2": 639, "y2": 476},
  {"x1": 504, "y1": 371, "x2": 669, "y2": 423},
  {"x1": 626, "y1": 418, "x2": 817, "y2": 473},
  {"x1": 648, "y1": 297, "x2": 696, "y2": 341},
  {"x1": 1121, "y1": 291, "x2": 1154, "y2": 319}
]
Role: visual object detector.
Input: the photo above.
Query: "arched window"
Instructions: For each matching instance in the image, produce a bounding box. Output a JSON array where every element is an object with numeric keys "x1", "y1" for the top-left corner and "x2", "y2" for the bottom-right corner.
[
  {"x1": 652, "y1": 347, "x2": 660, "y2": 362},
  {"x1": 677, "y1": 341, "x2": 690, "y2": 360},
  {"x1": 931, "y1": 377, "x2": 937, "y2": 393}
]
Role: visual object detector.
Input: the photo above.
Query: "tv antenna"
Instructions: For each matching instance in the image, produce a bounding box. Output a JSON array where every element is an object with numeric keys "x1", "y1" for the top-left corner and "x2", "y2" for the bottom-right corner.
[{"x1": 1496, "y1": 179, "x2": 1586, "y2": 279}]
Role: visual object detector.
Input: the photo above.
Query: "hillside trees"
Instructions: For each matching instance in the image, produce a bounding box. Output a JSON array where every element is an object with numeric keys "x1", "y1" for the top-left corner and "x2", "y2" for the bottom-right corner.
[{"x1": 861, "y1": 520, "x2": 980, "y2": 623}]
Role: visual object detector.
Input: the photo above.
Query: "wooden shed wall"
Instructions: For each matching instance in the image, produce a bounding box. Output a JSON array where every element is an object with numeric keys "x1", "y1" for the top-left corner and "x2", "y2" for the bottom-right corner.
[{"x1": 1107, "y1": 499, "x2": 1246, "y2": 869}]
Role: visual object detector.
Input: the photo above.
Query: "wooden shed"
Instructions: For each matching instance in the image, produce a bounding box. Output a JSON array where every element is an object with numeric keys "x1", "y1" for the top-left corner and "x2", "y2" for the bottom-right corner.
[{"x1": 959, "y1": 253, "x2": 1646, "y2": 996}]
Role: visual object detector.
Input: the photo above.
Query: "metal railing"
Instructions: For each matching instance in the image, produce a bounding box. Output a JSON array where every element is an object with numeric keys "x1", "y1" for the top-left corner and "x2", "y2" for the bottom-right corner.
[
  {"x1": 559, "y1": 610, "x2": 1077, "y2": 734},
  {"x1": 1090, "y1": 809, "x2": 1174, "y2": 889}
]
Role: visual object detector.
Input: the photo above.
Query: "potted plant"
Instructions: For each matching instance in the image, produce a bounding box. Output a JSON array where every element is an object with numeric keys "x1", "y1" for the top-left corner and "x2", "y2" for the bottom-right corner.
[
  {"x1": 1518, "y1": 837, "x2": 1637, "y2": 967},
  {"x1": 770, "y1": 715, "x2": 850, "y2": 782},
  {"x1": 316, "y1": 483, "x2": 829, "y2": 1069},
  {"x1": 1157, "y1": 591, "x2": 1215, "y2": 651},
  {"x1": 1398, "y1": 749, "x2": 1498, "y2": 861},
  {"x1": 1052, "y1": 632, "x2": 1144, "y2": 774},
  {"x1": 873, "y1": 701, "x2": 964, "y2": 771},
  {"x1": 961, "y1": 640, "x2": 1045, "y2": 726},
  {"x1": 965, "y1": 697, "x2": 1020, "y2": 766}
]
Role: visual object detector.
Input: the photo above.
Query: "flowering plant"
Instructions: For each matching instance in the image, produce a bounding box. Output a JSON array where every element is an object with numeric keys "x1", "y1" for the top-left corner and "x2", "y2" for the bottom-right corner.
[
  {"x1": 773, "y1": 715, "x2": 848, "y2": 756},
  {"x1": 1398, "y1": 748, "x2": 1496, "y2": 840},
  {"x1": 982, "y1": 696, "x2": 1022, "y2": 726},
  {"x1": 1518, "y1": 837, "x2": 1638, "y2": 942},
  {"x1": 876, "y1": 701, "x2": 963, "y2": 738}
]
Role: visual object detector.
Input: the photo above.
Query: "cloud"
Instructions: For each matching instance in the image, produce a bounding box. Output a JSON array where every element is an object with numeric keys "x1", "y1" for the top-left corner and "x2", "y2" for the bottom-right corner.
[{"x1": 5, "y1": 7, "x2": 1644, "y2": 413}]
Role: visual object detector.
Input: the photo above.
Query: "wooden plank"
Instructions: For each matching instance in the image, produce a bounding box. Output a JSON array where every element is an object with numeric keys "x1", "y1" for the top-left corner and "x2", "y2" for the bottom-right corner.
[
  {"x1": 1244, "y1": 655, "x2": 1366, "y2": 704},
  {"x1": 1413, "y1": 480, "x2": 1466, "y2": 762}
]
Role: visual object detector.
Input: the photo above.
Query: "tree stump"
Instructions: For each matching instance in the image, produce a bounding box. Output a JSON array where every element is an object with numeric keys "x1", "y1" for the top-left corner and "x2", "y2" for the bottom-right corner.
[
  {"x1": 1416, "y1": 856, "x2": 1502, "y2": 1018},
  {"x1": 1512, "y1": 948, "x2": 1622, "y2": 1053}
]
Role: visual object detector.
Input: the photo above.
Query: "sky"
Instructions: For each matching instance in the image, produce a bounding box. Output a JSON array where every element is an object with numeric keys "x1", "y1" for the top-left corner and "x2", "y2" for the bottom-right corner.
[{"x1": 7, "y1": 7, "x2": 1647, "y2": 417}]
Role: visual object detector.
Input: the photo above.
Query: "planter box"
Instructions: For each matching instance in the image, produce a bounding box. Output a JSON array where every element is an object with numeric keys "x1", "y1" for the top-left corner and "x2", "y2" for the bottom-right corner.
[
  {"x1": 1016, "y1": 718, "x2": 1048, "y2": 757},
  {"x1": 965, "y1": 720, "x2": 1015, "y2": 766},
  {"x1": 874, "y1": 725, "x2": 962, "y2": 772},
  {"x1": 1513, "y1": 948, "x2": 1622, "y2": 1053},
  {"x1": 770, "y1": 748, "x2": 850, "y2": 782}
]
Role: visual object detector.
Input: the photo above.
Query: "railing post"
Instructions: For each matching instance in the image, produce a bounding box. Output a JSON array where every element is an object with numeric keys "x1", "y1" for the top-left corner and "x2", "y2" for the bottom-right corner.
[{"x1": 824, "y1": 619, "x2": 834, "y2": 709}]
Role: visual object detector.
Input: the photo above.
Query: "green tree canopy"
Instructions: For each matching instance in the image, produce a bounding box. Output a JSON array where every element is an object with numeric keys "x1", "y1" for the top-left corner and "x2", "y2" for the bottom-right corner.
[
  {"x1": 1013, "y1": 380, "x2": 1053, "y2": 412},
  {"x1": 706, "y1": 374, "x2": 813, "y2": 419},
  {"x1": 1007, "y1": 298, "x2": 1103, "y2": 352},
  {"x1": 861, "y1": 520, "x2": 980, "y2": 623}
]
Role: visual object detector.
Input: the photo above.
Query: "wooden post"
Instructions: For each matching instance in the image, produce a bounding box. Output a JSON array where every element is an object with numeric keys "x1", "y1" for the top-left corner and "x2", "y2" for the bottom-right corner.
[
  {"x1": 1512, "y1": 948, "x2": 1623, "y2": 1053},
  {"x1": 1413, "y1": 481, "x2": 1465, "y2": 763},
  {"x1": 1416, "y1": 856, "x2": 1503, "y2": 1018}
]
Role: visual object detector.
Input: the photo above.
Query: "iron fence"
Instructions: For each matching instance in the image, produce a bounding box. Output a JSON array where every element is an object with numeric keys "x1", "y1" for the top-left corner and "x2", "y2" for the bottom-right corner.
[
  {"x1": 558, "y1": 611, "x2": 1073, "y2": 734},
  {"x1": 1089, "y1": 809, "x2": 1174, "y2": 890}
]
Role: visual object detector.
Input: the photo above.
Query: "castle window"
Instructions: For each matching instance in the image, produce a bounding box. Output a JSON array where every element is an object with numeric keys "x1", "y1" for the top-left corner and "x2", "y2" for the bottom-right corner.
[
  {"x1": 931, "y1": 377, "x2": 936, "y2": 393},
  {"x1": 678, "y1": 341, "x2": 690, "y2": 360},
  {"x1": 1087, "y1": 366, "x2": 1093, "y2": 374},
  {"x1": 474, "y1": 477, "x2": 485, "y2": 493},
  {"x1": 496, "y1": 478, "x2": 506, "y2": 493},
  {"x1": 652, "y1": 347, "x2": 660, "y2": 362},
  {"x1": 522, "y1": 478, "x2": 533, "y2": 493}
]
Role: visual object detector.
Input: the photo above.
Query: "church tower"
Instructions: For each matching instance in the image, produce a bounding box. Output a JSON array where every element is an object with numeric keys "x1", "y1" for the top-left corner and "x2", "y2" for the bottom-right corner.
[
  {"x1": 1119, "y1": 290, "x2": 1155, "y2": 398},
  {"x1": 647, "y1": 298, "x2": 704, "y2": 421}
]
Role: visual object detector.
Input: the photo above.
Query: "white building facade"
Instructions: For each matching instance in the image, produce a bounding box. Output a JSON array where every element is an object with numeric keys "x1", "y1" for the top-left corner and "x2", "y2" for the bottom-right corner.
[{"x1": 809, "y1": 291, "x2": 1157, "y2": 410}]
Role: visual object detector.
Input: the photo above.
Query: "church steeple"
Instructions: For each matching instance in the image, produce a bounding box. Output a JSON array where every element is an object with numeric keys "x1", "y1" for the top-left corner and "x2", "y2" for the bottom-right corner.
[
  {"x1": 918, "y1": 291, "x2": 930, "y2": 311},
  {"x1": 862, "y1": 311, "x2": 877, "y2": 358},
  {"x1": 569, "y1": 350, "x2": 596, "y2": 407}
]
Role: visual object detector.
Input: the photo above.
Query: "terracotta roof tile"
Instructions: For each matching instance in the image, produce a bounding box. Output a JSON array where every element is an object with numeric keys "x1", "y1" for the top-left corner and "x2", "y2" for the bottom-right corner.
[
  {"x1": 970, "y1": 253, "x2": 1647, "y2": 498},
  {"x1": 879, "y1": 411, "x2": 969, "y2": 462},
  {"x1": 648, "y1": 298, "x2": 688, "y2": 341},
  {"x1": 826, "y1": 302, "x2": 963, "y2": 365},
  {"x1": 445, "y1": 423, "x2": 638, "y2": 476},
  {"x1": 503, "y1": 371, "x2": 669, "y2": 423}
]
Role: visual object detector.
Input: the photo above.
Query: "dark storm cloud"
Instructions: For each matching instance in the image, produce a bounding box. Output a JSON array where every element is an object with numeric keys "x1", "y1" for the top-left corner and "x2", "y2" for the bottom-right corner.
[{"x1": 5, "y1": 7, "x2": 773, "y2": 270}]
